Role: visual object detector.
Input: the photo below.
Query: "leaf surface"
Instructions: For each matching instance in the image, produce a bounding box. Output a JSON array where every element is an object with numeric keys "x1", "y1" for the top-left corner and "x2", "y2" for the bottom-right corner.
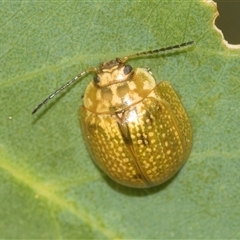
[{"x1": 1, "y1": 1, "x2": 240, "y2": 238}]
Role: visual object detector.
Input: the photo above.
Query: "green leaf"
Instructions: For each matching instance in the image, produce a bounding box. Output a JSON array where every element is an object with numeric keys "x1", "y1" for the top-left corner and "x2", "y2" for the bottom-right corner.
[{"x1": 1, "y1": 1, "x2": 240, "y2": 239}]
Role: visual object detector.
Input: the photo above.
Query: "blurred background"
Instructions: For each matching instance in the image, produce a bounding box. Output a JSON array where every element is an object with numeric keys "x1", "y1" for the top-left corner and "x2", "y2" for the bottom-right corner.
[{"x1": 215, "y1": 1, "x2": 240, "y2": 44}]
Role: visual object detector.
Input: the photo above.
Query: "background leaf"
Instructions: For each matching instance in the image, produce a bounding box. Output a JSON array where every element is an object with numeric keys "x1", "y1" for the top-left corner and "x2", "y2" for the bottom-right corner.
[{"x1": 1, "y1": 0, "x2": 240, "y2": 239}]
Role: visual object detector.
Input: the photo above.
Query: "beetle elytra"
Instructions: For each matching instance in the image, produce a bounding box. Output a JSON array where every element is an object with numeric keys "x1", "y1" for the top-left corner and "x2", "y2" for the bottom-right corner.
[{"x1": 33, "y1": 41, "x2": 193, "y2": 188}]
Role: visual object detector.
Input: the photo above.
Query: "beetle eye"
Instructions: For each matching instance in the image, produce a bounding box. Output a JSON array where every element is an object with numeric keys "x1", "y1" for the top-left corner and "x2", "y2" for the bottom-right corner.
[
  {"x1": 123, "y1": 65, "x2": 132, "y2": 75},
  {"x1": 94, "y1": 74, "x2": 100, "y2": 83}
]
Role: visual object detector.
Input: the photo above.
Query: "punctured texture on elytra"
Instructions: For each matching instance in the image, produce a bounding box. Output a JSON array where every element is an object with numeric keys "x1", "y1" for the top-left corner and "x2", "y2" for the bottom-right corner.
[{"x1": 80, "y1": 67, "x2": 192, "y2": 188}]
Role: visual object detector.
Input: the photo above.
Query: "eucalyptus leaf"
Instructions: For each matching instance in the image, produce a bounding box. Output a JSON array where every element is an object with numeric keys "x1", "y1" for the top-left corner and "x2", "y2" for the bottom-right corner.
[{"x1": 1, "y1": 1, "x2": 240, "y2": 239}]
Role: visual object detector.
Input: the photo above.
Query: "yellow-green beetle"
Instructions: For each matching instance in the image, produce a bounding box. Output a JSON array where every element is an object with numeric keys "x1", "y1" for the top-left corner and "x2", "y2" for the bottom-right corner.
[{"x1": 33, "y1": 41, "x2": 193, "y2": 188}]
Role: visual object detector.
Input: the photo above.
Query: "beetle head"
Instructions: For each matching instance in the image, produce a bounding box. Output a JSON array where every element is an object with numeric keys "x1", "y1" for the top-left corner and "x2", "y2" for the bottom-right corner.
[{"x1": 93, "y1": 58, "x2": 133, "y2": 88}]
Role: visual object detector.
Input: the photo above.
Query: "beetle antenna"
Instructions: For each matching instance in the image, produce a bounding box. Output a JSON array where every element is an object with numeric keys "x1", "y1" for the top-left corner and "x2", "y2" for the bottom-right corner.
[
  {"x1": 121, "y1": 41, "x2": 194, "y2": 62},
  {"x1": 32, "y1": 67, "x2": 97, "y2": 114}
]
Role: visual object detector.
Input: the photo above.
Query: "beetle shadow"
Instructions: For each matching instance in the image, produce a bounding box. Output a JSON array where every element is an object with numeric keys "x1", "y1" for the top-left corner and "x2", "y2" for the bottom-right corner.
[{"x1": 103, "y1": 171, "x2": 181, "y2": 197}]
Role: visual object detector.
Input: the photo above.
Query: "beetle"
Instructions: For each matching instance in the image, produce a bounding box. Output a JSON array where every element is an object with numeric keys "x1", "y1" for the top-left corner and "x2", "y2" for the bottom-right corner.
[{"x1": 32, "y1": 41, "x2": 193, "y2": 188}]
